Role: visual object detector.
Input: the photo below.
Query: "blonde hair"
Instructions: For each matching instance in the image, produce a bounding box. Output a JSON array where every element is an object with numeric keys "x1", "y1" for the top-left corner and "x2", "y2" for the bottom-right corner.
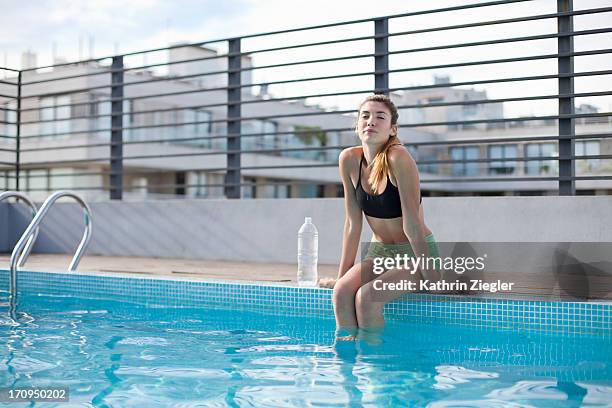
[{"x1": 358, "y1": 94, "x2": 402, "y2": 193}]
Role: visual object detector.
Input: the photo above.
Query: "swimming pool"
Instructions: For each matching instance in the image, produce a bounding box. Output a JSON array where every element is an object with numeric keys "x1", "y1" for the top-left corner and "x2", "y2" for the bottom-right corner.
[{"x1": 1, "y1": 270, "x2": 612, "y2": 407}]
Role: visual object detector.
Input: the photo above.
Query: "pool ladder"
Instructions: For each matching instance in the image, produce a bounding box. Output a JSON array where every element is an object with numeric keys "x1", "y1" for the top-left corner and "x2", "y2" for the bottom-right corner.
[
  {"x1": 0, "y1": 191, "x2": 39, "y2": 269},
  {"x1": 2, "y1": 191, "x2": 93, "y2": 320}
]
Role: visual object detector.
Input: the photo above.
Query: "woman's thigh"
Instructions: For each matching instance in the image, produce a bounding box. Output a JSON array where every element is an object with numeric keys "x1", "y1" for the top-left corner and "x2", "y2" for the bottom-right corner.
[
  {"x1": 360, "y1": 267, "x2": 423, "y2": 305},
  {"x1": 335, "y1": 259, "x2": 379, "y2": 294}
]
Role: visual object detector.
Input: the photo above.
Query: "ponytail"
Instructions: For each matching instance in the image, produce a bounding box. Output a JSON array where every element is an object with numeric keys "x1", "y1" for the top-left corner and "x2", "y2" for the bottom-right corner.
[{"x1": 367, "y1": 135, "x2": 402, "y2": 193}]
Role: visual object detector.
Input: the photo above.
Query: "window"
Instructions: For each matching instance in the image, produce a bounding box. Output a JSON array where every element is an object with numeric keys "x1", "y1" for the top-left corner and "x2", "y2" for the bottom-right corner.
[
  {"x1": 1, "y1": 171, "x2": 16, "y2": 190},
  {"x1": 450, "y1": 146, "x2": 480, "y2": 176},
  {"x1": 0, "y1": 101, "x2": 17, "y2": 137},
  {"x1": 411, "y1": 145, "x2": 438, "y2": 174},
  {"x1": 195, "y1": 109, "x2": 212, "y2": 145},
  {"x1": 88, "y1": 94, "x2": 99, "y2": 117},
  {"x1": 130, "y1": 177, "x2": 148, "y2": 196},
  {"x1": 281, "y1": 128, "x2": 305, "y2": 159},
  {"x1": 419, "y1": 154, "x2": 439, "y2": 174},
  {"x1": 488, "y1": 144, "x2": 517, "y2": 175},
  {"x1": 0, "y1": 171, "x2": 7, "y2": 189},
  {"x1": 39, "y1": 95, "x2": 72, "y2": 138},
  {"x1": 40, "y1": 97, "x2": 55, "y2": 136},
  {"x1": 122, "y1": 99, "x2": 132, "y2": 140},
  {"x1": 214, "y1": 125, "x2": 228, "y2": 150},
  {"x1": 462, "y1": 104, "x2": 477, "y2": 116},
  {"x1": 297, "y1": 184, "x2": 317, "y2": 198},
  {"x1": 179, "y1": 109, "x2": 212, "y2": 147},
  {"x1": 183, "y1": 109, "x2": 196, "y2": 140},
  {"x1": 285, "y1": 125, "x2": 327, "y2": 161},
  {"x1": 152, "y1": 111, "x2": 162, "y2": 140},
  {"x1": 576, "y1": 140, "x2": 600, "y2": 172},
  {"x1": 525, "y1": 143, "x2": 556, "y2": 175},
  {"x1": 195, "y1": 172, "x2": 208, "y2": 197},
  {"x1": 262, "y1": 180, "x2": 289, "y2": 198},
  {"x1": 27, "y1": 169, "x2": 48, "y2": 193},
  {"x1": 175, "y1": 172, "x2": 186, "y2": 195},
  {"x1": 242, "y1": 120, "x2": 278, "y2": 152},
  {"x1": 96, "y1": 98, "x2": 111, "y2": 136},
  {"x1": 49, "y1": 167, "x2": 75, "y2": 189},
  {"x1": 70, "y1": 94, "x2": 89, "y2": 118},
  {"x1": 242, "y1": 177, "x2": 256, "y2": 199},
  {"x1": 325, "y1": 132, "x2": 341, "y2": 162},
  {"x1": 260, "y1": 120, "x2": 278, "y2": 150},
  {"x1": 158, "y1": 109, "x2": 178, "y2": 141}
]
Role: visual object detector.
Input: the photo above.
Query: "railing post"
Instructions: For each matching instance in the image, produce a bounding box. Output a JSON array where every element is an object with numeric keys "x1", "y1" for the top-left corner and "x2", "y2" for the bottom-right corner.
[
  {"x1": 374, "y1": 18, "x2": 389, "y2": 95},
  {"x1": 110, "y1": 56, "x2": 124, "y2": 200},
  {"x1": 225, "y1": 38, "x2": 242, "y2": 199},
  {"x1": 15, "y1": 71, "x2": 21, "y2": 191},
  {"x1": 558, "y1": 0, "x2": 575, "y2": 195}
]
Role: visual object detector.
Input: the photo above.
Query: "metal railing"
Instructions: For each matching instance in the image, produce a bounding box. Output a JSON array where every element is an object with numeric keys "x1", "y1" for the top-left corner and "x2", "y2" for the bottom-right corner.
[
  {"x1": 0, "y1": 0, "x2": 610, "y2": 199},
  {"x1": 7, "y1": 190, "x2": 93, "y2": 320},
  {"x1": 0, "y1": 191, "x2": 39, "y2": 267},
  {"x1": 0, "y1": 66, "x2": 19, "y2": 193}
]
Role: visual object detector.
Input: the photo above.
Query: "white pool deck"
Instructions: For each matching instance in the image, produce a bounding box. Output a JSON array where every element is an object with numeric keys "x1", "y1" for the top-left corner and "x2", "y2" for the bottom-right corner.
[
  {"x1": 0, "y1": 254, "x2": 338, "y2": 284},
  {"x1": 3, "y1": 253, "x2": 611, "y2": 300}
]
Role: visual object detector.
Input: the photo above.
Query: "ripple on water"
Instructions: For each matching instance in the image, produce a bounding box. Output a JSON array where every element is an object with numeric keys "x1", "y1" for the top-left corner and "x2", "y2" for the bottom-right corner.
[
  {"x1": 486, "y1": 380, "x2": 568, "y2": 401},
  {"x1": 116, "y1": 337, "x2": 169, "y2": 346},
  {"x1": 6, "y1": 354, "x2": 58, "y2": 374},
  {"x1": 114, "y1": 366, "x2": 233, "y2": 380},
  {"x1": 3, "y1": 295, "x2": 611, "y2": 407},
  {"x1": 433, "y1": 365, "x2": 500, "y2": 390},
  {"x1": 233, "y1": 385, "x2": 351, "y2": 407},
  {"x1": 236, "y1": 344, "x2": 334, "y2": 353},
  {"x1": 575, "y1": 382, "x2": 612, "y2": 406},
  {"x1": 428, "y1": 399, "x2": 536, "y2": 408}
]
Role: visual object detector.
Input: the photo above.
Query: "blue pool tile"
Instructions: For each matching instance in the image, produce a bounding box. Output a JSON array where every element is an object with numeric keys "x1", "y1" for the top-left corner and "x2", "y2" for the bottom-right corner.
[{"x1": 0, "y1": 269, "x2": 611, "y2": 336}]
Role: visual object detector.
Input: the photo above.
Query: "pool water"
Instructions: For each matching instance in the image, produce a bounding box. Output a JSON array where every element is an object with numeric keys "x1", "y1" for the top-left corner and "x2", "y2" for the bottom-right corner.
[{"x1": 1, "y1": 294, "x2": 612, "y2": 407}]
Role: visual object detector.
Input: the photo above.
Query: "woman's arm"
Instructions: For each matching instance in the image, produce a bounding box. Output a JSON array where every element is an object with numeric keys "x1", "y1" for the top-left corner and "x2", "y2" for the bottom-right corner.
[
  {"x1": 389, "y1": 146, "x2": 440, "y2": 281},
  {"x1": 337, "y1": 148, "x2": 363, "y2": 279}
]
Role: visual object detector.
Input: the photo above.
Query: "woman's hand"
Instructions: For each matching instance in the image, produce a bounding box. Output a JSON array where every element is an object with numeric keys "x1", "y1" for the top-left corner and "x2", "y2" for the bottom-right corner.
[{"x1": 318, "y1": 277, "x2": 337, "y2": 289}]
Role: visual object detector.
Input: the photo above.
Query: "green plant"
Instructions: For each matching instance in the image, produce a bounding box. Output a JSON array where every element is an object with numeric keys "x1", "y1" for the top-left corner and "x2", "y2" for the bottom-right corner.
[{"x1": 294, "y1": 125, "x2": 327, "y2": 146}]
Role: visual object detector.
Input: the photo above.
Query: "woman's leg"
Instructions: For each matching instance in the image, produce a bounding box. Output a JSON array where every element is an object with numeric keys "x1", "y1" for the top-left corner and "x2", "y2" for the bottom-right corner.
[
  {"x1": 356, "y1": 235, "x2": 441, "y2": 328},
  {"x1": 332, "y1": 259, "x2": 377, "y2": 334},
  {"x1": 355, "y1": 266, "x2": 422, "y2": 329}
]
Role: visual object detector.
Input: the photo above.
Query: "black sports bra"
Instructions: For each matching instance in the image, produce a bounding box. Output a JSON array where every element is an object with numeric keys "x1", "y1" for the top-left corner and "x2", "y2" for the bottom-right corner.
[{"x1": 355, "y1": 154, "x2": 421, "y2": 219}]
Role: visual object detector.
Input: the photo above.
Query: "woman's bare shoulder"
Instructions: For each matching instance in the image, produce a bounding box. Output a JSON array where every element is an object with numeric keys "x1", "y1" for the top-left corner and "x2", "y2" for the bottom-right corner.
[
  {"x1": 339, "y1": 146, "x2": 363, "y2": 166},
  {"x1": 388, "y1": 144, "x2": 418, "y2": 178}
]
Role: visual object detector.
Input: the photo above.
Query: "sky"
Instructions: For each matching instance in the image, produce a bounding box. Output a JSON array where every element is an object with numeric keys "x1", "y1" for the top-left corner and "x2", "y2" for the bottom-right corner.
[{"x1": 1, "y1": 0, "x2": 611, "y2": 116}]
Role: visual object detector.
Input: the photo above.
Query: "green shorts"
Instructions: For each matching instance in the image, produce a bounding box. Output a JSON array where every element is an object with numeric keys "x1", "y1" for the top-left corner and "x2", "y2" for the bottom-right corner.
[{"x1": 364, "y1": 233, "x2": 440, "y2": 261}]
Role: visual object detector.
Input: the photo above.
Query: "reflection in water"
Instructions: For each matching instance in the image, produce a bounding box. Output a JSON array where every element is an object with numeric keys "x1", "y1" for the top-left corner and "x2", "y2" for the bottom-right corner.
[
  {"x1": 486, "y1": 380, "x2": 569, "y2": 401},
  {"x1": 430, "y1": 380, "x2": 592, "y2": 407},
  {"x1": 0, "y1": 294, "x2": 610, "y2": 406},
  {"x1": 434, "y1": 365, "x2": 499, "y2": 390},
  {"x1": 333, "y1": 337, "x2": 363, "y2": 406},
  {"x1": 576, "y1": 382, "x2": 612, "y2": 406}
]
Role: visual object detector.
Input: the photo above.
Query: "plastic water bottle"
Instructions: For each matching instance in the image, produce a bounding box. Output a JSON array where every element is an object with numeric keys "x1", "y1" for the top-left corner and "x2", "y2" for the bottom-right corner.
[{"x1": 297, "y1": 217, "x2": 318, "y2": 287}]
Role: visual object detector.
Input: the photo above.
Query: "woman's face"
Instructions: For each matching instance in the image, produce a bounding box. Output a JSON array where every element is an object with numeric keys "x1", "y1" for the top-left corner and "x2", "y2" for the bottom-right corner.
[{"x1": 356, "y1": 101, "x2": 397, "y2": 144}]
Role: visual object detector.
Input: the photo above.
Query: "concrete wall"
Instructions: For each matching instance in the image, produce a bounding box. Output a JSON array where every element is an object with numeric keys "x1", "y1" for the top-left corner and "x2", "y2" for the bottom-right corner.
[{"x1": 3, "y1": 197, "x2": 612, "y2": 264}]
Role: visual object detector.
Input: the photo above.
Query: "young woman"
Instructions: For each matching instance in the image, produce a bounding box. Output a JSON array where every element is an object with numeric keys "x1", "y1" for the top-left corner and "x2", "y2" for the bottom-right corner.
[{"x1": 331, "y1": 94, "x2": 441, "y2": 339}]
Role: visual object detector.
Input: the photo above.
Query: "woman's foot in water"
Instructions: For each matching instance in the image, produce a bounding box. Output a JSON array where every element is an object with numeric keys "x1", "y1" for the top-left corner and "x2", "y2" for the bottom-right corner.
[{"x1": 336, "y1": 335, "x2": 357, "y2": 341}]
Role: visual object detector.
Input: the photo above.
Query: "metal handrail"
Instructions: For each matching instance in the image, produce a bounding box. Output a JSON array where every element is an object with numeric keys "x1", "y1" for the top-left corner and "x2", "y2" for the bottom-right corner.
[
  {"x1": 3, "y1": 1, "x2": 609, "y2": 197},
  {"x1": 8, "y1": 191, "x2": 93, "y2": 320},
  {"x1": 0, "y1": 191, "x2": 39, "y2": 267}
]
